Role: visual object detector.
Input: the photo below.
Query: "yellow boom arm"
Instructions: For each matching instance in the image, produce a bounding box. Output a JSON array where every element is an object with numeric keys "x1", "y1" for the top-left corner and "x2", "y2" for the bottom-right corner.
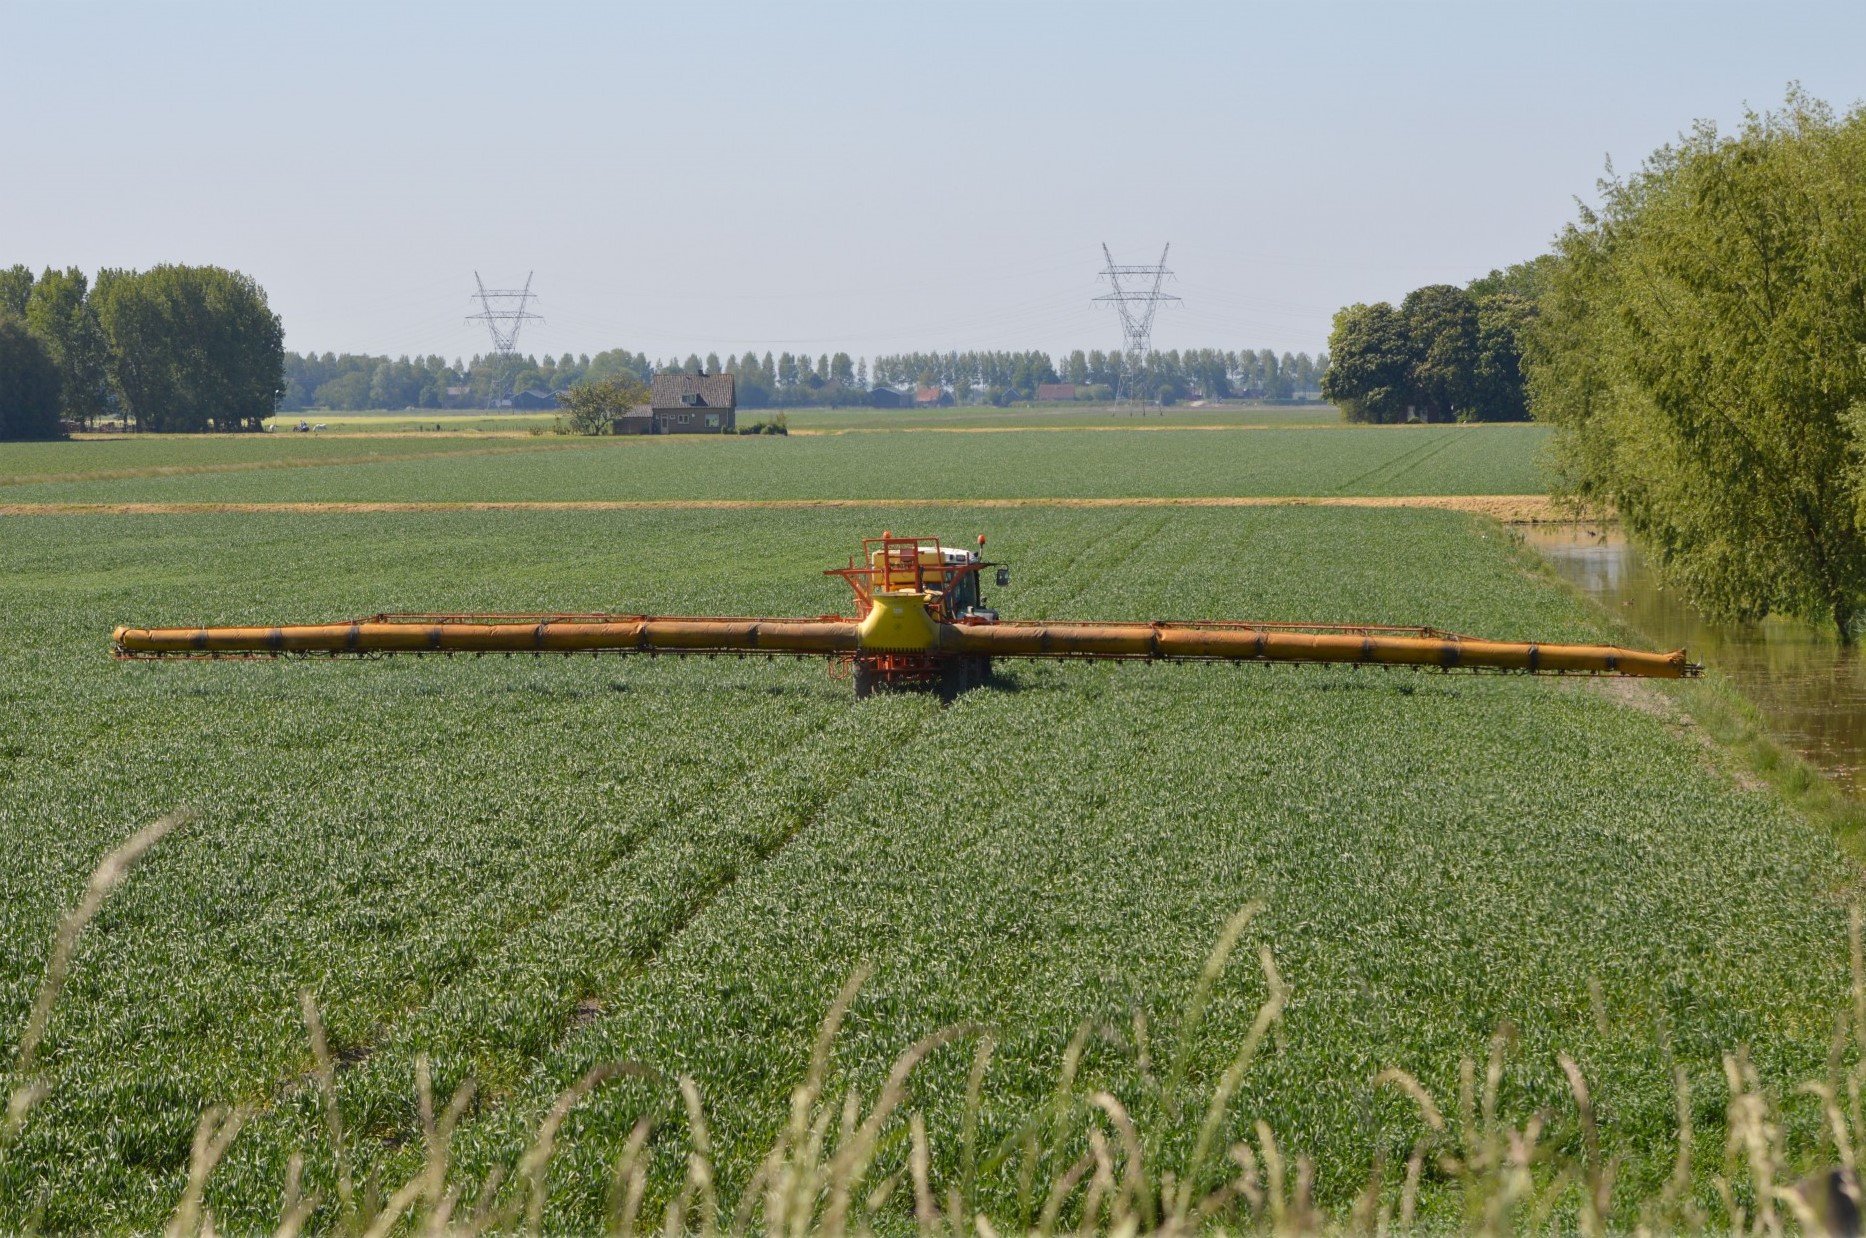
[{"x1": 113, "y1": 607, "x2": 1692, "y2": 678}]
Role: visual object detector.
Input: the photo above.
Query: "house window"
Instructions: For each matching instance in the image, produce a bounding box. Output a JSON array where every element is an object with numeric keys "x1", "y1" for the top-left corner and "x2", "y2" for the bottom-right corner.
[{"x1": 706, "y1": 414, "x2": 720, "y2": 428}]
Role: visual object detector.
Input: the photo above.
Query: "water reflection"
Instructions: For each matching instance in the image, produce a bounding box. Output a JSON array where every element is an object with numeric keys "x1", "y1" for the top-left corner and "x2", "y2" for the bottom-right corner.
[{"x1": 1521, "y1": 525, "x2": 1866, "y2": 792}]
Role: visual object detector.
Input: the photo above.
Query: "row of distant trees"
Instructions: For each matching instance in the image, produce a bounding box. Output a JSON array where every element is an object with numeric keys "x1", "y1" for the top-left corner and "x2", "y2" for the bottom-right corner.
[
  {"x1": 288, "y1": 344, "x2": 1328, "y2": 413},
  {"x1": 0, "y1": 264, "x2": 283, "y2": 437},
  {"x1": 284, "y1": 349, "x2": 652, "y2": 412},
  {"x1": 871, "y1": 347, "x2": 1327, "y2": 405},
  {"x1": 287, "y1": 349, "x2": 866, "y2": 412}
]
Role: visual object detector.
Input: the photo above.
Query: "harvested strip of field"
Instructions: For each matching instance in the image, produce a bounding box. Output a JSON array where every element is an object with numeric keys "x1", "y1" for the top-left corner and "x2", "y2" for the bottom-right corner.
[
  {"x1": 0, "y1": 494, "x2": 1586, "y2": 521},
  {"x1": 0, "y1": 504, "x2": 1845, "y2": 1229}
]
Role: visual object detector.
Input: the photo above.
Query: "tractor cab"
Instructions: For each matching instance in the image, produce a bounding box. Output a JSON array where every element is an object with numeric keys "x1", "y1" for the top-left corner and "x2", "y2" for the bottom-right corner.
[{"x1": 827, "y1": 533, "x2": 1002, "y2": 624}]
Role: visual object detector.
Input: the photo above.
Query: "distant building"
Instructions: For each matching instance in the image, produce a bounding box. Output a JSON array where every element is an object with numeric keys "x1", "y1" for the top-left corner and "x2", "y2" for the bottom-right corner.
[
  {"x1": 870, "y1": 385, "x2": 914, "y2": 409},
  {"x1": 511, "y1": 388, "x2": 559, "y2": 410},
  {"x1": 914, "y1": 386, "x2": 953, "y2": 408},
  {"x1": 614, "y1": 371, "x2": 737, "y2": 434},
  {"x1": 1034, "y1": 383, "x2": 1078, "y2": 402}
]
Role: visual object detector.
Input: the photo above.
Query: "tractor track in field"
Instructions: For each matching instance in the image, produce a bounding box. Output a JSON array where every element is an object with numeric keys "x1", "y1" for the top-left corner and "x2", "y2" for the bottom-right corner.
[{"x1": 0, "y1": 495, "x2": 1597, "y2": 522}]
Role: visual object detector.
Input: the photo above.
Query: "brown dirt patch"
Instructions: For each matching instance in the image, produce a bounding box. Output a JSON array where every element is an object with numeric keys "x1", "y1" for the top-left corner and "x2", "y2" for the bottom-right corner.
[{"x1": 0, "y1": 494, "x2": 1595, "y2": 522}]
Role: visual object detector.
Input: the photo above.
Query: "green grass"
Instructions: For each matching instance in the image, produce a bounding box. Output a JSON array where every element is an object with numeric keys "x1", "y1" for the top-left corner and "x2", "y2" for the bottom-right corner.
[
  {"x1": 0, "y1": 423, "x2": 1550, "y2": 504},
  {"x1": 0, "y1": 504, "x2": 1851, "y2": 1230}
]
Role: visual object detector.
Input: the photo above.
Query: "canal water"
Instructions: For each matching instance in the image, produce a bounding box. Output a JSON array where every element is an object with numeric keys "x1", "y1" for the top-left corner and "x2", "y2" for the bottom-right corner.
[{"x1": 1521, "y1": 525, "x2": 1866, "y2": 794}]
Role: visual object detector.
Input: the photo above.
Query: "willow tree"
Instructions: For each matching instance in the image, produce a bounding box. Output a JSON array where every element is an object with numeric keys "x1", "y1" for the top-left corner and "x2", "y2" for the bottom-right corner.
[{"x1": 1530, "y1": 91, "x2": 1866, "y2": 637}]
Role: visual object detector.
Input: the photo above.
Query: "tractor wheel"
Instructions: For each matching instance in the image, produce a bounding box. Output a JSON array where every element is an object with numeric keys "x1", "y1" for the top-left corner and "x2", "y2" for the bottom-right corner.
[
  {"x1": 938, "y1": 657, "x2": 968, "y2": 703},
  {"x1": 854, "y1": 663, "x2": 877, "y2": 699},
  {"x1": 939, "y1": 656, "x2": 988, "y2": 702}
]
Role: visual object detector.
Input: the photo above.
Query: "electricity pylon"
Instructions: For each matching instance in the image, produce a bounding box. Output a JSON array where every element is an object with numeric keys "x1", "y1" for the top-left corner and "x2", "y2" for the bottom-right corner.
[{"x1": 1094, "y1": 244, "x2": 1178, "y2": 411}]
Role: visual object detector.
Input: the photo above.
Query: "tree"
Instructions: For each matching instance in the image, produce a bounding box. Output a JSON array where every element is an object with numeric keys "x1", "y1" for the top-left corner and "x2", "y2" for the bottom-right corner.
[
  {"x1": 1400, "y1": 284, "x2": 1478, "y2": 420},
  {"x1": 0, "y1": 312, "x2": 64, "y2": 440},
  {"x1": 24, "y1": 267, "x2": 110, "y2": 427},
  {"x1": 587, "y1": 349, "x2": 649, "y2": 386},
  {"x1": 559, "y1": 373, "x2": 650, "y2": 435},
  {"x1": 1257, "y1": 349, "x2": 1281, "y2": 399},
  {"x1": 0, "y1": 265, "x2": 33, "y2": 317},
  {"x1": 1470, "y1": 293, "x2": 1534, "y2": 422},
  {"x1": 313, "y1": 371, "x2": 372, "y2": 410},
  {"x1": 1324, "y1": 283, "x2": 1530, "y2": 422},
  {"x1": 1321, "y1": 302, "x2": 1413, "y2": 422},
  {"x1": 1529, "y1": 90, "x2": 1866, "y2": 637},
  {"x1": 92, "y1": 265, "x2": 284, "y2": 431},
  {"x1": 1468, "y1": 254, "x2": 1562, "y2": 302}
]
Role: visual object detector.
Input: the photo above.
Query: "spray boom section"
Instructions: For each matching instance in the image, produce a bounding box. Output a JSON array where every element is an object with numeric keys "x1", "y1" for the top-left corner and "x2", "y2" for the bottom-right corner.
[{"x1": 111, "y1": 532, "x2": 1699, "y2": 697}]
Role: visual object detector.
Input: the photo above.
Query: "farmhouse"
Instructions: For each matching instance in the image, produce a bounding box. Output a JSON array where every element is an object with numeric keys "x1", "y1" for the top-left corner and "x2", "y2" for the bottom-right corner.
[
  {"x1": 914, "y1": 386, "x2": 953, "y2": 408},
  {"x1": 1034, "y1": 383, "x2": 1078, "y2": 402},
  {"x1": 870, "y1": 385, "x2": 914, "y2": 409},
  {"x1": 615, "y1": 371, "x2": 738, "y2": 434}
]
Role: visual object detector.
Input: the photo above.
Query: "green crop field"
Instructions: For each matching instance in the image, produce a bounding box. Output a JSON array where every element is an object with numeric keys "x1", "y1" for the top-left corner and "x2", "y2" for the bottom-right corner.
[
  {"x1": 781, "y1": 402, "x2": 1344, "y2": 431},
  {"x1": 0, "y1": 496, "x2": 1855, "y2": 1231},
  {"x1": 0, "y1": 423, "x2": 1549, "y2": 505},
  {"x1": 0, "y1": 434, "x2": 585, "y2": 487}
]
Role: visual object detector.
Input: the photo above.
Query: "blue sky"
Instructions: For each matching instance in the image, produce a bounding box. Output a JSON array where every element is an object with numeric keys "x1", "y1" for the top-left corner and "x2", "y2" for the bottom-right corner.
[{"x1": 3, "y1": 1, "x2": 1861, "y2": 363}]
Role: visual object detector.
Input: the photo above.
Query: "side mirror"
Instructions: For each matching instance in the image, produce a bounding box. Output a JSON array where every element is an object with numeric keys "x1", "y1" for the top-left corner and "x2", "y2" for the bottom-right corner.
[{"x1": 995, "y1": 568, "x2": 1010, "y2": 588}]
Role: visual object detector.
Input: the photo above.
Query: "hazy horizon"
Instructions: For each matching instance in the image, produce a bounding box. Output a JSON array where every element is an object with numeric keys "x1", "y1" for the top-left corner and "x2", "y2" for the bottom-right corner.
[{"x1": 4, "y1": 0, "x2": 1862, "y2": 365}]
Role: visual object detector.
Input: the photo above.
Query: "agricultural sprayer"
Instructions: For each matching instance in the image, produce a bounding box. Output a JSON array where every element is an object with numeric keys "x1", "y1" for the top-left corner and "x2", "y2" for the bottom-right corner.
[{"x1": 113, "y1": 532, "x2": 1699, "y2": 696}]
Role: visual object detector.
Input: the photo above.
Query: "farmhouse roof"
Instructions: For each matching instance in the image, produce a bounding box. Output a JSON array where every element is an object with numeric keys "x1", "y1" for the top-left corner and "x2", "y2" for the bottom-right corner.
[
  {"x1": 913, "y1": 386, "x2": 944, "y2": 404},
  {"x1": 651, "y1": 372, "x2": 736, "y2": 411},
  {"x1": 1035, "y1": 383, "x2": 1077, "y2": 401}
]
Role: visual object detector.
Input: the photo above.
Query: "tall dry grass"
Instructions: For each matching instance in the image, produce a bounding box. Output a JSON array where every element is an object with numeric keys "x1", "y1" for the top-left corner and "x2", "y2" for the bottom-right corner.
[{"x1": 6, "y1": 820, "x2": 1866, "y2": 1235}]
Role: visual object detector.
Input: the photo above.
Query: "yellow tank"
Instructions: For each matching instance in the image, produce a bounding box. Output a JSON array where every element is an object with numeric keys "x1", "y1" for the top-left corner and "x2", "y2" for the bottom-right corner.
[{"x1": 856, "y1": 591, "x2": 939, "y2": 651}]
